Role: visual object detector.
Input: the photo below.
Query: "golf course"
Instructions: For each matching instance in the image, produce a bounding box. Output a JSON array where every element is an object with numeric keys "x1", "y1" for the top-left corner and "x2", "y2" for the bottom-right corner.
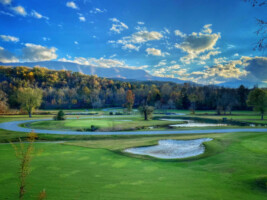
[{"x1": 0, "y1": 109, "x2": 267, "y2": 199}]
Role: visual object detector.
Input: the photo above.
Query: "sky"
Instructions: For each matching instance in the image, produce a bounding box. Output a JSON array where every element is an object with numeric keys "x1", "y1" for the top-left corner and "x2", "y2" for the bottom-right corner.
[{"x1": 0, "y1": 0, "x2": 266, "y2": 86}]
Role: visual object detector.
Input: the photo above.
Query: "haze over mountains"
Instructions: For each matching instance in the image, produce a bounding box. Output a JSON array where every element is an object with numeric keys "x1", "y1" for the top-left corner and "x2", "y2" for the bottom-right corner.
[
  {"x1": 0, "y1": 61, "x2": 263, "y2": 88},
  {"x1": 0, "y1": 61, "x2": 188, "y2": 84}
]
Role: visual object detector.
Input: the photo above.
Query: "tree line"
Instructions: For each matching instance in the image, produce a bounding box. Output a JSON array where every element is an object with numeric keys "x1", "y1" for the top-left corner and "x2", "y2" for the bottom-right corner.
[{"x1": 0, "y1": 66, "x2": 266, "y2": 118}]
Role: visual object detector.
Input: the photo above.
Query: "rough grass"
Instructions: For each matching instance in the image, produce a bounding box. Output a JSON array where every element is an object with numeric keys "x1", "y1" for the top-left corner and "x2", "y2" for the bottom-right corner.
[{"x1": 0, "y1": 132, "x2": 266, "y2": 199}]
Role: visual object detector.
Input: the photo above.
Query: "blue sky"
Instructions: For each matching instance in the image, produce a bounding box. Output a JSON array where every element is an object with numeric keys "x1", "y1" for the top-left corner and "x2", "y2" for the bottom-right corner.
[{"x1": 0, "y1": 0, "x2": 266, "y2": 86}]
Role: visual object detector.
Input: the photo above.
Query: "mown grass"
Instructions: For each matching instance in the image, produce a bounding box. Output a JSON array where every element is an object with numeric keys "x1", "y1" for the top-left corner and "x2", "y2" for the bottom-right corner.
[
  {"x1": 27, "y1": 116, "x2": 184, "y2": 132},
  {"x1": 0, "y1": 132, "x2": 266, "y2": 199}
]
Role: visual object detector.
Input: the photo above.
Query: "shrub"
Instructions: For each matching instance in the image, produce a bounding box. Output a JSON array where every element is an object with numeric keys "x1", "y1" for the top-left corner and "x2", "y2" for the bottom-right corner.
[
  {"x1": 91, "y1": 125, "x2": 97, "y2": 131},
  {"x1": 53, "y1": 110, "x2": 66, "y2": 120}
]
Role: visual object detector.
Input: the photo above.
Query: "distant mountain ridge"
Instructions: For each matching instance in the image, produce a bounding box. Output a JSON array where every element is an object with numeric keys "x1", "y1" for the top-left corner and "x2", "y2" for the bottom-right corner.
[
  {"x1": 0, "y1": 61, "x2": 262, "y2": 88},
  {"x1": 0, "y1": 61, "x2": 188, "y2": 84}
]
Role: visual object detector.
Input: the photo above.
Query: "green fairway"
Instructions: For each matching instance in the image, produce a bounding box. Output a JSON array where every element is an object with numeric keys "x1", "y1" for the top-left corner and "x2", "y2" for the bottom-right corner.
[
  {"x1": 26, "y1": 116, "x2": 185, "y2": 132},
  {"x1": 0, "y1": 132, "x2": 267, "y2": 199}
]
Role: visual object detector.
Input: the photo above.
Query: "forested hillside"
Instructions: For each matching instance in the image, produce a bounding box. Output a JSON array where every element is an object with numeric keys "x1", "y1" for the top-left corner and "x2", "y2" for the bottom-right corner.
[{"x1": 0, "y1": 66, "x2": 253, "y2": 112}]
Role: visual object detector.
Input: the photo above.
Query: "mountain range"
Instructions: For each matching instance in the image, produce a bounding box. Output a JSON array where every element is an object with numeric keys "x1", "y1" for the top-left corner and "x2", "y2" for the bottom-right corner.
[
  {"x1": 0, "y1": 61, "x2": 188, "y2": 84},
  {"x1": 0, "y1": 61, "x2": 261, "y2": 88}
]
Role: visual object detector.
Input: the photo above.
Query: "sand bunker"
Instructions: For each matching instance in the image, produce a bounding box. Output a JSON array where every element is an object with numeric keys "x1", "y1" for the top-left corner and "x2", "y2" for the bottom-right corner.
[{"x1": 124, "y1": 138, "x2": 213, "y2": 159}]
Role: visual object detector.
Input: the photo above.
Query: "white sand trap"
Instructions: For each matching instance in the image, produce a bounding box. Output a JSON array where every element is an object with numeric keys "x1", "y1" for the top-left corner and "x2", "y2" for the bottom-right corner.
[
  {"x1": 170, "y1": 123, "x2": 227, "y2": 127},
  {"x1": 124, "y1": 138, "x2": 213, "y2": 159}
]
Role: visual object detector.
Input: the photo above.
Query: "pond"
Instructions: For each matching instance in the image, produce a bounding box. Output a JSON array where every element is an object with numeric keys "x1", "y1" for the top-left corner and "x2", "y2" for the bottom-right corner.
[{"x1": 124, "y1": 138, "x2": 213, "y2": 159}]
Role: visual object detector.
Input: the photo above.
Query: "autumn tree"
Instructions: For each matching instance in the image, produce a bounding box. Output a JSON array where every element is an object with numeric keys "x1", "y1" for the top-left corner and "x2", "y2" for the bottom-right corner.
[
  {"x1": 124, "y1": 90, "x2": 135, "y2": 112},
  {"x1": 247, "y1": 88, "x2": 267, "y2": 120},
  {"x1": 0, "y1": 90, "x2": 9, "y2": 114},
  {"x1": 17, "y1": 87, "x2": 43, "y2": 118}
]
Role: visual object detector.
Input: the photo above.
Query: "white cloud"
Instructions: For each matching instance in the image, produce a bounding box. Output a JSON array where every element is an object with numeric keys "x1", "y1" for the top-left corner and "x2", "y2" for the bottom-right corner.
[
  {"x1": 0, "y1": 46, "x2": 19, "y2": 63},
  {"x1": 164, "y1": 28, "x2": 170, "y2": 34},
  {"x1": 31, "y1": 10, "x2": 49, "y2": 20},
  {"x1": 199, "y1": 50, "x2": 221, "y2": 60},
  {"x1": 155, "y1": 60, "x2": 167, "y2": 67},
  {"x1": 122, "y1": 44, "x2": 139, "y2": 51},
  {"x1": 66, "y1": 1, "x2": 78, "y2": 10},
  {"x1": 175, "y1": 24, "x2": 221, "y2": 64},
  {"x1": 0, "y1": 11, "x2": 14, "y2": 17},
  {"x1": 175, "y1": 29, "x2": 220, "y2": 54},
  {"x1": 187, "y1": 58, "x2": 251, "y2": 84},
  {"x1": 146, "y1": 48, "x2": 168, "y2": 57},
  {"x1": 109, "y1": 18, "x2": 128, "y2": 34},
  {"x1": 174, "y1": 30, "x2": 186, "y2": 37},
  {"x1": 74, "y1": 41, "x2": 78, "y2": 45},
  {"x1": 42, "y1": 37, "x2": 50, "y2": 41},
  {"x1": 137, "y1": 21, "x2": 145, "y2": 25},
  {"x1": 58, "y1": 57, "x2": 147, "y2": 69},
  {"x1": 0, "y1": 0, "x2": 11, "y2": 5},
  {"x1": 0, "y1": 35, "x2": 19, "y2": 42},
  {"x1": 77, "y1": 13, "x2": 86, "y2": 22},
  {"x1": 11, "y1": 6, "x2": 27, "y2": 16},
  {"x1": 166, "y1": 64, "x2": 181, "y2": 70},
  {"x1": 234, "y1": 53, "x2": 239, "y2": 57},
  {"x1": 79, "y1": 16, "x2": 86, "y2": 21},
  {"x1": 213, "y1": 57, "x2": 227, "y2": 65},
  {"x1": 90, "y1": 8, "x2": 106, "y2": 14},
  {"x1": 22, "y1": 43, "x2": 57, "y2": 61},
  {"x1": 118, "y1": 31, "x2": 163, "y2": 45},
  {"x1": 202, "y1": 24, "x2": 212, "y2": 34}
]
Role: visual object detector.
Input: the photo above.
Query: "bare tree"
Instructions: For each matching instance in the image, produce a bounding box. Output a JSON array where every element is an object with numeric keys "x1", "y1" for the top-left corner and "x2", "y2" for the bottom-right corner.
[{"x1": 244, "y1": 0, "x2": 267, "y2": 52}]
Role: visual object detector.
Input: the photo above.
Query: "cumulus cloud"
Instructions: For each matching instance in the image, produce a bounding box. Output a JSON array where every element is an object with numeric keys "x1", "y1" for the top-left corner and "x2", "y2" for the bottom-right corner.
[
  {"x1": 22, "y1": 43, "x2": 57, "y2": 61},
  {"x1": 202, "y1": 24, "x2": 212, "y2": 34},
  {"x1": 0, "y1": 35, "x2": 19, "y2": 42},
  {"x1": 122, "y1": 44, "x2": 139, "y2": 51},
  {"x1": 174, "y1": 30, "x2": 186, "y2": 37},
  {"x1": 58, "y1": 57, "x2": 147, "y2": 69},
  {"x1": 0, "y1": 46, "x2": 19, "y2": 63},
  {"x1": 110, "y1": 30, "x2": 163, "y2": 51},
  {"x1": 175, "y1": 24, "x2": 221, "y2": 64},
  {"x1": 109, "y1": 18, "x2": 128, "y2": 34},
  {"x1": 11, "y1": 6, "x2": 27, "y2": 16},
  {"x1": 234, "y1": 53, "x2": 239, "y2": 57},
  {"x1": 213, "y1": 57, "x2": 227, "y2": 65},
  {"x1": 31, "y1": 10, "x2": 49, "y2": 20},
  {"x1": 155, "y1": 60, "x2": 167, "y2": 67},
  {"x1": 66, "y1": 1, "x2": 78, "y2": 9},
  {"x1": 199, "y1": 50, "x2": 221, "y2": 60},
  {"x1": 146, "y1": 48, "x2": 168, "y2": 57},
  {"x1": 78, "y1": 14, "x2": 86, "y2": 22},
  {"x1": 153, "y1": 65, "x2": 186, "y2": 77},
  {"x1": 137, "y1": 21, "x2": 145, "y2": 25},
  {"x1": 175, "y1": 30, "x2": 220, "y2": 54},
  {"x1": 90, "y1": 8, "x2": 106, "y2": 14},
  {"x1": 241, "y1": 56, "x2": 267, "y2": 82},
  {"x1": 202, "y1": 60, "x2": 247, "y2": 79},
  {"x1": 116, "y1": 30, "x2": 163, "y2": 50}
]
